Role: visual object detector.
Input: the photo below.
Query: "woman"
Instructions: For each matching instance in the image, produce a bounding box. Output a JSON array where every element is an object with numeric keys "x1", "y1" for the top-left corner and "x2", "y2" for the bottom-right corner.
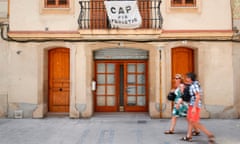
[{"x1": 164, "y1": 74, "x2": 188, "y2": 134}]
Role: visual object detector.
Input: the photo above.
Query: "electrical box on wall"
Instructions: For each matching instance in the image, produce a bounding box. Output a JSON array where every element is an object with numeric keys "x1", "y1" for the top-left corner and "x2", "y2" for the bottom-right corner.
[
  {"x1": 91, "y1": 81, "x2": 96, "y2": 91},
  {"x1": 14, "y1": 110, "x2": 23, "y2": 119}
]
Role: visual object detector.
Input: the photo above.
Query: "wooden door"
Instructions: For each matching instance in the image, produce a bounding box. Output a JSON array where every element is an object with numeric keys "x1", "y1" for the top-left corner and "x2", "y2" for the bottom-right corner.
[
  {"x1": 94, "y1": 60, "x2": 148, "y2": 112},
  {"x1": 172, "y1": 47, "x2": 194, "y2": 86},
  {"x1": 124, "y1": 62, "x2": 148, "y2": 112},
  {"x1": 48, "y1": 48, "x2": 70, "y2": 112},
  {"x1": 94, "y1": 62, "x2": 119, "y2": 112}
]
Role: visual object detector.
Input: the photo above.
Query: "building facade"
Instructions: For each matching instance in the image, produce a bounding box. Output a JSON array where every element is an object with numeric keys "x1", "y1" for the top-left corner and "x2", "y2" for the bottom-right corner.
[{"x1": 0, "y1": 0, "x2": 240, "y2": 119}]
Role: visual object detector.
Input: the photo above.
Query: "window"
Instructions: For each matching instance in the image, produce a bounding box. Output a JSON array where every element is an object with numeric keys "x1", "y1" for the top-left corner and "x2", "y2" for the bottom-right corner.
[
  {"x1": 44, "y1": 0, "x2": 69, "y2": 8},
  {"x1": 171, "y1": 0, "x2": 196, "y2": 7},
  {"x1": 41, "y1": 0, "x2": 74, "y2": 14}
]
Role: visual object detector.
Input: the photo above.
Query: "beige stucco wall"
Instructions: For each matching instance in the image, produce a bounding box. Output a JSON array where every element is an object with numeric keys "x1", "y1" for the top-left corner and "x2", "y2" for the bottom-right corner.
[
  {"x1": 81, "y1": 42, "x2": 163, "y2": 118},
  {"x1": 32, "y1": 41, "x2": 163, "y2": 118},
  {"x1": 1, "y1": 0, "x2": 238, "y2": 118},
  {"x1": 163, "y1": 0, "x2": 232, "y2": 30},
  {"x1": 6, "y1": 42, "x2": 40, "y2": 118},
  {"x1": 9, "y1": 0, "x2": 232, "y2": 31},
  {"x1": 0, "y1": 39, "x2": 239, "y2": 118},
  {"x1": 0, "y1": 0, "x2": 8, "y2": 117},
  {"x1": 201, "y1": 42, "x2": 233, "y2": 105},
  {"x1": 160, "y1": 41, "x2": 238, "y2": 118},
  {"x1": 0, "y1": 33, "x2": 8, "y2": 92},
  {"x1": 199, "y1": 42, "x2": 238, "y2": 118},
  {"x1": 8, "y1": 43, "x2": 38, "y2": 103},
  {"x1": 0, "y1": 31, "x2": 8, "y2": 118},
  {"x1": 231, "y1": 0, "x2": 240, "y2": 118},
  {"x1": 233, "y1": 42, "x2": 240, "y2": 116},
  {"x1": 9, "y1": 0, "x2": 78, "y2": 31}
]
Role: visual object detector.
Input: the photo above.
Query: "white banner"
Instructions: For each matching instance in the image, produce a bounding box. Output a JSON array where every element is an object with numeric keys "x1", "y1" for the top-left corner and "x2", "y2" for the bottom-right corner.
[{"x1": 104, "y1": 1, "x2": 142, "y2": 29}]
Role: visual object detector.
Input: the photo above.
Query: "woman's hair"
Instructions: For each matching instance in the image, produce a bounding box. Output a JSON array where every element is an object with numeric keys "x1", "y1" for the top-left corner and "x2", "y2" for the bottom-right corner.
[{"x1": 175, "y1": 74, "x2": 184, "y2": 83}]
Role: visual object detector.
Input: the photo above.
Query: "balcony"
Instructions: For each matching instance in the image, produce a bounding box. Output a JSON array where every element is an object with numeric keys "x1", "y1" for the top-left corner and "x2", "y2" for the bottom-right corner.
[{"x1": 78, "y1": 0, "x2": 163, "y2": 33}]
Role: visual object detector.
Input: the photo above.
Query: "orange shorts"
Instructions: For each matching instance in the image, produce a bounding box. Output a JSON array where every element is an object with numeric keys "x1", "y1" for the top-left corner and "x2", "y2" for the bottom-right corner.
[{"x1": 187, "y1": 106, "x2": 201, "y2": 122}]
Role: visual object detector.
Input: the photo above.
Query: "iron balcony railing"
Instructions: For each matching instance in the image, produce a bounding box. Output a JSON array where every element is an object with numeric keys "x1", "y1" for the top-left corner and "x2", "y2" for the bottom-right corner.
[{"x1": 78, "y1": 0, "x2": 163, "y2": 29}]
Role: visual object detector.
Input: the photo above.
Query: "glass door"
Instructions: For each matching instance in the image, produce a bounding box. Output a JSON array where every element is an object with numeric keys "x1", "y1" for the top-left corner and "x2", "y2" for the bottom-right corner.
[
  {"x1": 124, "y1": 62, "x2": 148, "y2": 112},
  {"x1": 94, "y1": 61, "x2": 148, "y2": 112},
  {"x1": 95, "y1": 62, "x2": 118, "y2": 112}
]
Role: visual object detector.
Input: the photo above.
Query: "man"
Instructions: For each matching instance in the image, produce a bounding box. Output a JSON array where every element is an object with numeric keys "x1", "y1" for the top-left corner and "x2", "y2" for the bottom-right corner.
[{"x1": 181, "y1": 72, "x2": 215, "y2": 143}]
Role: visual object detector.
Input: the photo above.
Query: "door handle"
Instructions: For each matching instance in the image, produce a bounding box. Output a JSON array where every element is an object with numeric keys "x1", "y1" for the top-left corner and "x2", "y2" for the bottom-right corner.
[
  {"x1": 59, "y1": 88, "x2": 63, "y2": 91},
  {"x1": 91, "y1": 80, "x2": 96, "y2": 91}
]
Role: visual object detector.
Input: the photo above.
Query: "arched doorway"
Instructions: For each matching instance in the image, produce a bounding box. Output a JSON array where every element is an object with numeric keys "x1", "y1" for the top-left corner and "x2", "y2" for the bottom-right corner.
[
  {"x1": 48, "y1": 48, "x2": 70, "y2": 112},
  {"x1": 172, "y1": 47, "x2": 194, "y2": 85}
]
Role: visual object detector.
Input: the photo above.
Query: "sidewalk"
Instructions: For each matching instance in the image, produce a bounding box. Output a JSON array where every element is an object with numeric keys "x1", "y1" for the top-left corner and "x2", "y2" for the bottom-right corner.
[{"x1": 0, "y1": 113, "x2": 239, "y2": 144}]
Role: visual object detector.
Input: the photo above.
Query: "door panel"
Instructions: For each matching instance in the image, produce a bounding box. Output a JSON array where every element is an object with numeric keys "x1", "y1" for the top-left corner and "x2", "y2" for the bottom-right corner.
[
  {"x1": 95, "y1": 62, "x2": 118, "y2": 111},
  {"x1": 94, "y1": 61, "x2": 148, "y2": 112},
  {"x1": 125, "y1": 63, "x2": 147, "y2": 111},
  {"x1": 48, "y1": 48, "x2": 70, "y2": 112},
  {"x1": 172, "y1": 47, "x2": 194, "y2": 86}
]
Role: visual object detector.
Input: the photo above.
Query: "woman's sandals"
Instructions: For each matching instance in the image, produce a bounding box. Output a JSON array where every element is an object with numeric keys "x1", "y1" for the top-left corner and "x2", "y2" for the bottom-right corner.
[
  {"x1": 181, "y1": 135, "x2": 215, "y2": 143},
  {"x1": 181, "y1": 136, "x2": 192, "y2": 142},
  {"x1": 164, "y1": 130, "x2": 174, "y2": 134},
  {"x1": 192, "y1": 130, "x2": 200, "y2": 136},
  {"x1": 165, "y1": 130, "x2": 199, "y2": 135},
  {"x1": 208, "y1": 135, "x2": 216, "y2": 144}
]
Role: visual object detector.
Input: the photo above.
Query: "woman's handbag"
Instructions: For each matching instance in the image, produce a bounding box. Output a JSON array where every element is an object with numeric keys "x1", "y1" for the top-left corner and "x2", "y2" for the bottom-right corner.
[{"x1": 167, "y1": 92, "x2": 176, "y2": 101}]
